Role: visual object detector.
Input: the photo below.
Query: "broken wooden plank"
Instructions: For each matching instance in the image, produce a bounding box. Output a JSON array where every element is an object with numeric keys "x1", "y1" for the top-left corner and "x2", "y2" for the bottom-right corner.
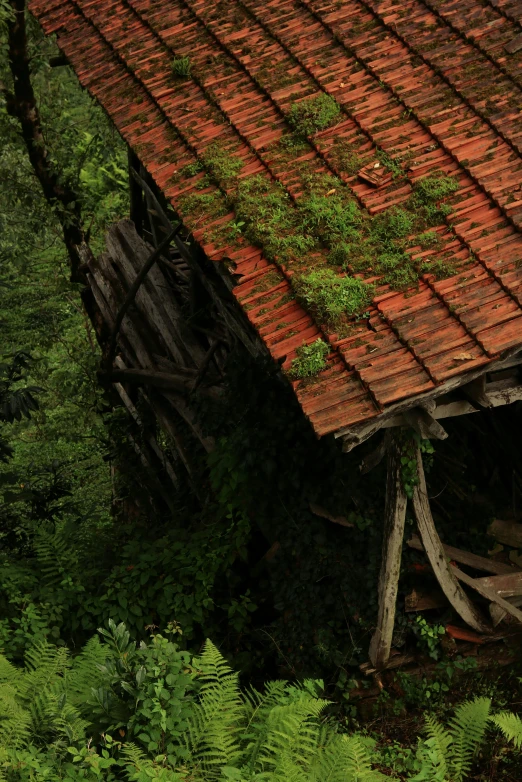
[
  {"x1": 412, "y1": 442, "x2": 491, "y2": 634},
  {"x1": 405, "y1": 588, "x2": 447, "y2": 612},
  {"x1": 309, "y1": 502, "x2": 354, "y2": 528},
  {"x1": 407, "y1": 533, "x2": 515, "y2": 575},
  {"x1": 451, "y1": 565, "x2": 522, "y2": 625},
  {"x1": 488, "y1": 519, "x2": 522, "y2": 549},
  {"x1": 472, "y1": 572, "x2": 522, "y2": 598},
  {"x1": 369, "y1": 434, "x2": 408, "y2": 669},
  {"x1": 490, "y1": 596, "x2": 522, "y2": 627}
]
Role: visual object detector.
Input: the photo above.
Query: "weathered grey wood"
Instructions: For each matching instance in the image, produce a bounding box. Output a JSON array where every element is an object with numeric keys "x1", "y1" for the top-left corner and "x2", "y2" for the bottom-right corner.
[
  {"x1": 488, "y1": 519, "x2": 522, "y2": 549},
  {"x1": 451, "y1": 565, "x2": 522, "y2": 625},
  {"x1": 105, "y1": 224, "x2": 188, "y2": 366},
  {"x1": 113, "y1": 373, "x2": 178, "y2": 488},
  {"x1": 162, "y1": 390, "x2": 215, "y2": 453},
  {"x1": 360, "y1": 432, "x2": 389, "y2": 474},
  {"x1": 412, "y1": 442, "x2": 492, "y2": 634},
  {"x1": 404, "y1": 407, "x2": 448, "y2": 440},
  {"x1": 490, "y1": 596, "x2": 522, "y2": 627},
  {"x1": 472, "y1": 572, "x2": 522, "y2": 598},
  {"x1": 369, "y1": 435, "x2": 408, "y2": 669},
  {"x1": 462, "y1": 375, "x2": 492, "y2": 408},
  {"x1": 407, "y1": 533, "x2": 515, "y2": 575},
  {"x1": 87, "y1": 270, "x2": 152, "y2": 370},
  {"x1": 106, "y1": 368, "x2": 221, "y2": 397}
]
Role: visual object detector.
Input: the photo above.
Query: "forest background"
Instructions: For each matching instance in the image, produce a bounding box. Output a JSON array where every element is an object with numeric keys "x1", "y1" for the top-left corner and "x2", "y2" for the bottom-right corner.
[{"x1": 2, "y1": 2, "x2": 522, "y2": 780}]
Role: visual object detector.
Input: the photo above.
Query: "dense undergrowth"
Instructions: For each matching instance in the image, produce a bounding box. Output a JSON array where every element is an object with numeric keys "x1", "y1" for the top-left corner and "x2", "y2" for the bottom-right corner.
[{"x1": 1, "y1": 619, "x2": 522, "y2": 781}]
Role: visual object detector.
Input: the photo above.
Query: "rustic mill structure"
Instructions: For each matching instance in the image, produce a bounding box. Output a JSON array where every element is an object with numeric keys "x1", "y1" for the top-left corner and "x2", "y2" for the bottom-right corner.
[{"x1": 29, "y1": 0, "x2": 522, "y2": 668}]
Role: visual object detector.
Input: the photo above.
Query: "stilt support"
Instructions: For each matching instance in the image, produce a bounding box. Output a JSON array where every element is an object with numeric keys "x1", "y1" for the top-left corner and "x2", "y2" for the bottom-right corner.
[
  {"x1": 369, "y1": 434, "x2": 408, "y2": 669},
  {"x1": 411, "y1": 441, "x2": 491, "y2": 634}
]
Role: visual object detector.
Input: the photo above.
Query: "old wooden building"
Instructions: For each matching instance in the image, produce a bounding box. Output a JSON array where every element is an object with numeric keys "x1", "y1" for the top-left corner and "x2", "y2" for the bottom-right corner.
[{"x1": 29, "y1": 0, "x2": 522, "y2": 668}]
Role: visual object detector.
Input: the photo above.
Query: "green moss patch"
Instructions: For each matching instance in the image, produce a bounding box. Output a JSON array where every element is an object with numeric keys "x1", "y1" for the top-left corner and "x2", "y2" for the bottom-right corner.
[
  {"x1": 288, "y1": 94, "x2": 341, "y2": 137},
  {"x1": 289, "y1": 338, "x2": 329, "y2": 378},
  {"x1": 293, "y1": 268, "x2": 374, "y2": 326}
]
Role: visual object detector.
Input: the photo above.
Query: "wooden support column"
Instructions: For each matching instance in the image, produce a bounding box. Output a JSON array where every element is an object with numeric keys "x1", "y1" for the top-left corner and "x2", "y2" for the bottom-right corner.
[
  {"x1": 369, "y1": 434, "x2": 408, "y2": 669},
  {"x1": 411, "y1": 441, "x2": 491, "y2": 634}
]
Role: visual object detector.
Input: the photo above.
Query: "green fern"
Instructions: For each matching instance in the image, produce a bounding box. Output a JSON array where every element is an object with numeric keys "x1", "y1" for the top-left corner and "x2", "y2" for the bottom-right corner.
[
  {"x1": 491, "y1": 711, "x2": 522, "y2": 749},
  {"x1": 412, "y1": 697, "x2": 492, "y2": 782},
  {"x1": 188, "y1": 639, "x2": 245, "y2": 773}
]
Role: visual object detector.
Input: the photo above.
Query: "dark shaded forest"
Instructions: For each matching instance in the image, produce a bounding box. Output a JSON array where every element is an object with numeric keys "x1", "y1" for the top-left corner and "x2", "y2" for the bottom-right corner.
[{"x1": 2, "y1": 3, "x2": 522, "y2": 780}]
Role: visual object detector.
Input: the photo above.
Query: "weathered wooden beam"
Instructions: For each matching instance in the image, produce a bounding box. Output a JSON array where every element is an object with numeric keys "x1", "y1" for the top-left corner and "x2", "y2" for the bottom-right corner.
[
  {"x1": 412, "y1": 442, "x2": 492, "y2": 634},
  {"x1": 103, "y1": 367, "x2": 221, "y2": 396},
  {"x1": 462, "y1": 375, "x2": 492, "y2": 408},
  {"x1": 369, "y1": 434, "x2": 408, "y2": 669},
  {"x1": 471, "y1": 572, "x2": 522, "y2": 598},
  {"x1": 404, "y1": 407, "x2": 448, "y2": 440},
  {"x1": 488, "y1": 519, "x2": 522, "y2": 549},
  {"x1": 451, "y1": 565, "x2": 522, "y2": 625},
  {"x1": 407, "y1": 533, "x2": 515, "y2": 576}
]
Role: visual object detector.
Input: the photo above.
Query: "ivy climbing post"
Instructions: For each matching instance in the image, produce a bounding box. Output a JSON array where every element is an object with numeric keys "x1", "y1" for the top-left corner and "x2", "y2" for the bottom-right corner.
[{"x1": 369, "y1": 432, "x2": 407, "y2": 669}]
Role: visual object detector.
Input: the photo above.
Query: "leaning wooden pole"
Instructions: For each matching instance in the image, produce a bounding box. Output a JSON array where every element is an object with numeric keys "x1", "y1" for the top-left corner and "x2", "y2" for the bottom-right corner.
[
  {"x1": 369, "y1": 434, "x2": 408, "y2": 669},
  {"x1": 411, "y1": 440, "x2": 491, "y2": 634}
]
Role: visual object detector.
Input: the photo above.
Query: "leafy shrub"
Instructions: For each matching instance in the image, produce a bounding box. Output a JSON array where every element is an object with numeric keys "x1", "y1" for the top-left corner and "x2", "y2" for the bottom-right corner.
[
  {"x1": 293, "y1": 268, "x2": 374, "y2": 324},
  {"x1": 289, "y1": 339, "x2": 329, "y2": 379},
  {"x1": 288, "y1": 93, "x2": 340, "y2": 137}
]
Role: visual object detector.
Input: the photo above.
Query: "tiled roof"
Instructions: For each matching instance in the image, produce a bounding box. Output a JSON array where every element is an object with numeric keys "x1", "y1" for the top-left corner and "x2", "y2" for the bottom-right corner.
[{"x1": 30, "y1": 0, "x2": 522, "y2": 438}]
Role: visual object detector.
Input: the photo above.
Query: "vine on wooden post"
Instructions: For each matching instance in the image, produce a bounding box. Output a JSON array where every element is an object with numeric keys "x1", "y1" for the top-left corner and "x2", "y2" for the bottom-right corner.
[{"x1": 398, "y1": 430, "x2": 435, "y2": 499}]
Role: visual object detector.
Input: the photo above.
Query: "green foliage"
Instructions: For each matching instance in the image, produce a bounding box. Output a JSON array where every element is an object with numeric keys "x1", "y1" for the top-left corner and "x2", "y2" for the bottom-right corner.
[
  {"x1": 171, "y1": 57, "x2": 191, "y2": 78},
  {"x1": 412, "y1": 697, "x2": 493, "y2": 782},
  {"x1": 413, "y1": 617, "x2": 446, "y2": 661},
  {"x1": 293, "y1": 268, "x2": 374, "y2": 325},
  {"x1": 288, "y1": 93, "x2": 341, "y2": 137},
  {"x1": 289, "y1": 339, "x2": 329, "y2": 379},
  {"x1": 202, "y1": 143, "x2": 243, "y2": 185},
  {"x1": 492, "y1": 711, "x2": 522, "y2": 749}
]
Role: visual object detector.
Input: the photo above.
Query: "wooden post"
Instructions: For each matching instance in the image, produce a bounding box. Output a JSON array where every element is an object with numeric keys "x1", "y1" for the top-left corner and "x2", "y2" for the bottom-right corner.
[
  {"x1": 369, "y1": 433, "x2": 408, "y2": 669},
  {"x1": 412, "y1": 441, "x2": 491, "y2": 634}
]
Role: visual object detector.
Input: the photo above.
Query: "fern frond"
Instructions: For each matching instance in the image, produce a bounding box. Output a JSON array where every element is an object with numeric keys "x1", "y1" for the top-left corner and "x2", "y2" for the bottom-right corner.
[
  {"x1": 492, "y1": 711, "x2": 522, "y2": 749},
  {"x1": 0, "y1": 655, "x2": 18, "y2": 684},
  {"x1": 254, "y1": 698, "x2": 328, "y2": 776},
  {"x1": 65, "y1": 636, "x2": 107, "y2": 710},
  {"x1": 188, "y1": 640, "x2": 245, "y2": 771},
  {"x1": 448, "y1": 697, "x2": 491, "y2": 782},
  {"x1": 121, "y1": 742, "x2": 183, "y2": 781},
  {"x1": 0, "y1": 683, "x2": 31, "y2": 748}
]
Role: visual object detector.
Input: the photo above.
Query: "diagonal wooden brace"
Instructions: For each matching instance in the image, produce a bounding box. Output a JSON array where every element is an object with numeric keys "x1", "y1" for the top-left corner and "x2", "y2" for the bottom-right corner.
[{"x1": 412, "y1": 441, "x2": 491, "y2": 635}]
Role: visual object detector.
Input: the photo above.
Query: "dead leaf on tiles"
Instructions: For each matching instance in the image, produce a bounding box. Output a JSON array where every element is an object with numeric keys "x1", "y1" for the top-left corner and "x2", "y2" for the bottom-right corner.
[{"x1": 452, "y1": 352, "x2": 474, "y2": 361}]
